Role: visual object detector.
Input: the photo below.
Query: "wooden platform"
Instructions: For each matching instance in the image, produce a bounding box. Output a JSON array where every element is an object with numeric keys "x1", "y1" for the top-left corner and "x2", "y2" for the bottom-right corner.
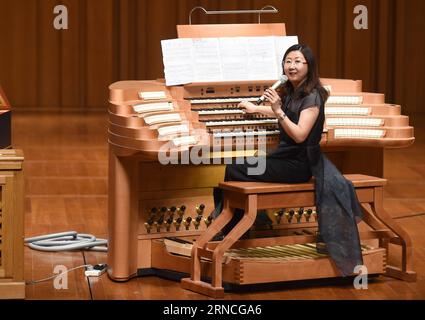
[{"x1": 11, "y1": 111, "x2": 425, "y2": 300}]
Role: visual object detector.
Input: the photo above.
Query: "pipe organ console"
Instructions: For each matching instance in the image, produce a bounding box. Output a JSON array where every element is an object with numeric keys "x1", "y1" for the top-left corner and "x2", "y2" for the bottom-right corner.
[
  {"x1": 0, "y1": 86, "x2": 11, "y2": 149},
  {"x1": 107, "y1": 23, "x2": 414, "y2": 286}
]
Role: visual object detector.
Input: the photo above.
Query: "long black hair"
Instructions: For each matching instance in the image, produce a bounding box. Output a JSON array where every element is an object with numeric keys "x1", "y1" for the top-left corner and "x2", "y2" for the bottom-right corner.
[{"x1": 280, "y1": 44, "x2": 329, "y2": 103}]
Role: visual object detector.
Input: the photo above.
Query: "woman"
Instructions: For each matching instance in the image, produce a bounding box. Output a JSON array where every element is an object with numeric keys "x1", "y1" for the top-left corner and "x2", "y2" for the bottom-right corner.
[
  {"x1": 225, "y1": 44, "x2": 328, "y2": 184},
  {"x1": 212, "y1": 44, "x2": 364, "y2": 276}
]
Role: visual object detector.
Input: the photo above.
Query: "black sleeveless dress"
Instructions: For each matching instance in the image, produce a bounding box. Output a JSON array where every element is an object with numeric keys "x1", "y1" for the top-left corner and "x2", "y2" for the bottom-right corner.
[{"x1": 224, "y1": 89, "x2": 323, "y2": 183}]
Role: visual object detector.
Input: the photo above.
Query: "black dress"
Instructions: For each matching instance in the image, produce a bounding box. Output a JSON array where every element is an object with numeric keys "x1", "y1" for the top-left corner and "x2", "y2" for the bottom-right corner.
[
  {"x1": 224, "y1": 89, "x2": 323, "y2": 183},
  {"x1": 212, "y1": 88, "x2": 365, "y2": 277}
]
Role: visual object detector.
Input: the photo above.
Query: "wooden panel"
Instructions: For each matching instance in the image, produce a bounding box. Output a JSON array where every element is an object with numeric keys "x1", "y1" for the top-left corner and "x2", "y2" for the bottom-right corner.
[
  {"x1": 343, "y1": 0, "x2": 375, "y2": 90},
  {"x1": 85, "y1": 0, "x2": 115, "y2": 108},
  {"x1": 294, "y1": 0, "x2": 320, "y2": 53},
  {"x1": 318, "y1": 0, "x2": 341, "y2": 78},
  {"x1": 396, "y1": 0, "x2": 425, "y2": 114},
  {"x1": 0, "y1": 151, "x2": 25, "y2": 299},
  {"x1": 233, "y1": 249, "x2": 386, "y2": 284},
  {"x1": 0, "y1": 0, "x2": 424, "y2": 114},
  {"x1": 116, "y1": 0, "x2": 137, "y2": 80},
  {"x1": 138, "y1": 162, "x2": 225, "y2": 191},
  {"x1": 37, "y1": 0, "x2": 61, "y2": 109},
  {"x1": 0, "y1": 0, "x2": 38, "y2": 109},
  {"x1": 177, "y1": 23, "x2": 286, "y2": 38},
  {"x1": 61, "y1": 0, "x2": 84, "y2": 108}
]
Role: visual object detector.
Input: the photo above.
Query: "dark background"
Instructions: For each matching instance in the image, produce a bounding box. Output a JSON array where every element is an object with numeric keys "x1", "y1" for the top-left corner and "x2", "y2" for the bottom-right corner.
[{"x1": 0, "y1": 0, "x2": 424, "y2": 114}]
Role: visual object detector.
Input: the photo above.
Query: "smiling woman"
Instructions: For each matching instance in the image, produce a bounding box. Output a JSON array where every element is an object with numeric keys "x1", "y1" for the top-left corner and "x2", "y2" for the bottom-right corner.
[
  {"x1": 211, "y1": 44, "x2": 370, "y2": 277},
  {"x1": 221, "y1": 44, "x2": 329, "y2": 185},
  {"x1": 283, "y1": 52, "x2": 308, "y2": 87}
]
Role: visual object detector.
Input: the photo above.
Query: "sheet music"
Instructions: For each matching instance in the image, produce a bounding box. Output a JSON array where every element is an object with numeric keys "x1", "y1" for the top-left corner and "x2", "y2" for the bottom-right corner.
[
  {"x1": 161, "y1": 36, "x2": 299, "y2": 85},
  {"x1": 161, "y1": 38, "x2": 193, "y2": 86},
  {"x1": 192, "y1": 38, "x2": 222, "y2": 82},
  {"x1": 219, "y1": 37, "x2": 249, "y2": 81},
  {"x1": 246, "y1": 36, "x2": 278, "y2": 80}
]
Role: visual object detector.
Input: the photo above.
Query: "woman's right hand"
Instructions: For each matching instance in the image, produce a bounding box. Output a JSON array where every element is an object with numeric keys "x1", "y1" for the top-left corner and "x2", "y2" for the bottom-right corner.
[{"x1": 238, "y1": 101, "x2": 258, "y2": 114}]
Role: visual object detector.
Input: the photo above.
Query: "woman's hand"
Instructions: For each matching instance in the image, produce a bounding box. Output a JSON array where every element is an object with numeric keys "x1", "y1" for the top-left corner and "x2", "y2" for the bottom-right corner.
[
  {"x1": 262, "y1": 88, "x2": 282, "y2": 113},
  {"x1": 238, "y1": 101, "x2": 258, "y2": 114}
]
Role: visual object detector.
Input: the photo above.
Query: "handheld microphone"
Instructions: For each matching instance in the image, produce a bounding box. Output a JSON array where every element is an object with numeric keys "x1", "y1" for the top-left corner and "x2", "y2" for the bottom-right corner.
[{"x1": 256, "y1": 75, "x2": 288, "y2": 105}]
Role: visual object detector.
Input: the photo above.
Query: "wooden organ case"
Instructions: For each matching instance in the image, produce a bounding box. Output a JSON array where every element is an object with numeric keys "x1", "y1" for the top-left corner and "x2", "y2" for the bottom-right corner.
[
  {"x1": 0, "y1": 150, "x2": 25, "y2": 299},
  {"x1": 107, "y1": 23, "x2": 415, "y2": 288}
]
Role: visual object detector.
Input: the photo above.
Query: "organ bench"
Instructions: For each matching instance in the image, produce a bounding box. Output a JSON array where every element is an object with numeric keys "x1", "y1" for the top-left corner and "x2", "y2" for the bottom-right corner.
[{"x1": 181, "y1": 174, "x2": 416, "y2": 298}]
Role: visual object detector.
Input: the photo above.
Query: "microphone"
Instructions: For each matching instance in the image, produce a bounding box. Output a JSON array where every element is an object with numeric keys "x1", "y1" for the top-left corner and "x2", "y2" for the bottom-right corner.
[{"x1": 256, "y1": 75, "x2": 288, "y2": 105}]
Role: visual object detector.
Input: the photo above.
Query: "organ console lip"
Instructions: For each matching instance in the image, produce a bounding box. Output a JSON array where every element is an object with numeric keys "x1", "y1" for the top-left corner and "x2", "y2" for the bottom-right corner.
[{"x1": 108, "y1": 120, "x2": 206, "y2": 141}]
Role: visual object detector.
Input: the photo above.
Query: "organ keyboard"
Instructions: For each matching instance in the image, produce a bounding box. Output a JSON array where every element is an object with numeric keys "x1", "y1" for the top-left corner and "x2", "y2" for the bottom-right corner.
[
  {"x1": 107, "y1": 23, "x2": 415, "y2": 288},
  {"x1": 109, "y1": 78, "x2": 414, "y2": 153}
]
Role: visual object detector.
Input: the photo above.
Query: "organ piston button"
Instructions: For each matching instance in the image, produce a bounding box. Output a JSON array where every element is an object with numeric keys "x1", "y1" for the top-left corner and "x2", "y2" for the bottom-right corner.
[
  {"x1": 194, "y1": 215, "x2": 203, "y2": 229},
  {"x1": 274, "y1": 209, "x2": 285, "y2": 224},
  {"x1": 155, "y1": 207, "x2": 167, "y2": 232},
  {"x1": 177, "y1": 205, "x2": 186, "y2": 217},
  {"x1": 304, "y1": 209, "x2": 313, "y2": 222},
  {"x1": 285, "y1": 209, "x2": 295, "y2": 223},
  {"x1": 183, "y1": 216, "x2": 192, "y2": 230},
  {"x1": 144, "y1": 207, "x2": 157, "y2": 233},
  {"x1": 174, "y1": 217, "x2": 183, "y2": 231},
  {"x1": 204, "y1": 215, "x2": 213, "y2": 227},
  {"x1": 196, "y1": 204, "x2": 205, "y2": 215},
  {"x1": 295, "y1": 208, "x2": 304, "y2": 223}
]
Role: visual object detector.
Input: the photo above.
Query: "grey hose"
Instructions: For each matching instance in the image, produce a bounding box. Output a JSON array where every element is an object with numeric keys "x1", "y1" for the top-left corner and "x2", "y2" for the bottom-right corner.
[{"x1": 25, "y1": 231, "x2": 108, "y2": 252}]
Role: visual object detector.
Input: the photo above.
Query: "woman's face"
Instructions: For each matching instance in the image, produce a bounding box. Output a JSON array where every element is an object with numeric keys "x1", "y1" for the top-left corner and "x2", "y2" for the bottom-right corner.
[{"x1": 283, "y1": 50, "x2": 308, "y2": 88}]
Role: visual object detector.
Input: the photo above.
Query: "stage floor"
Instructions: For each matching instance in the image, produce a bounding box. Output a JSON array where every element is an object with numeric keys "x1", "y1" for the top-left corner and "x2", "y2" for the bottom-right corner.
[{"x1": 12, "y1": 111, "x2": 425, "y2": 300}]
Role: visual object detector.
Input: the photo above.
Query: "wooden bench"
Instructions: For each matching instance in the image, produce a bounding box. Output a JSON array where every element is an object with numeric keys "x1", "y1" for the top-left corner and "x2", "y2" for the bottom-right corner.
[{"x1": 181, "y1": 174, "x2": 416, "y2": 298}]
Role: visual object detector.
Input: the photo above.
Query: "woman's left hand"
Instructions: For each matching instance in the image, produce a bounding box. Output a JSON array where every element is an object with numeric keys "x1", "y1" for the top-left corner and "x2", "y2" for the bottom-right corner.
[{"x1": 263, "y1": 88, "x2": 282, "y2": 113}]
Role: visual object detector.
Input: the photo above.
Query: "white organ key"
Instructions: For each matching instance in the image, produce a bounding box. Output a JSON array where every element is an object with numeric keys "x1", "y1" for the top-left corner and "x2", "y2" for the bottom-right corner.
[
  {"x1": 326, "y1": 118, "x2": 384, "y2": 127},
  {"x1": 206, "y1": 119, "x2": 278, "y2": 127},
  {"x1": 334, "y1": 128, "x2": 386, "y2": 139},
  {"x1": 133, "y1": 102, "x2": 173, "y2": 114},
  {"x1": 190, "y1": 97, "x2": 259, "y2": 104},
  {"x1": 326, "y1": 96, "x2": 363, "y2": 105},
  {"x1": 172, "y1": 135, "x2": 198, "y2": 147},
  {"x1": 143, "y1": 113, "x2": 182, "y2": 125},
  {"x1": 157, "y1": 124, "x2": 190, "y2": 138},
  {"x1": 325, "y1": 107, "x2": 370, "y2": 116},
  {"x1": 213, "y1": 130, "x2": 280, "y2": 138},
  {"x1": 139, "y1": 91, "x2": 167, "y2": 100},
  {"x1": 197, "y1": 109, "x2": 244, "y2": 115}
]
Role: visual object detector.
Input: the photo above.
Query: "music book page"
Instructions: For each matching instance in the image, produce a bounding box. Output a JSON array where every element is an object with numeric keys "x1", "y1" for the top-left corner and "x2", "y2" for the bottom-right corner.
[
  {"x1": 246, "y1": 36, "x2": 279, "y2": 80},
  {"x1": 192, "y1": 38, "x2": 222, "y2": 82},
  {"x1": 161, "y1": 38, "x2": 194, "y2": 86},
  {"x1": 219, "y1": 37, "x2": 249, "y2": 81},
  {"x1": 161, "y1": 36, "x2": 299, "y2": 86}
]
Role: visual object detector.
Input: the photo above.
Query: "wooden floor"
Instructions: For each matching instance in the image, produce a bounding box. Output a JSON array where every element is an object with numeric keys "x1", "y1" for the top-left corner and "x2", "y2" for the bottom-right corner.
[{"x1": 11, "y1": 111, "x2": 425, "y2": 300}]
